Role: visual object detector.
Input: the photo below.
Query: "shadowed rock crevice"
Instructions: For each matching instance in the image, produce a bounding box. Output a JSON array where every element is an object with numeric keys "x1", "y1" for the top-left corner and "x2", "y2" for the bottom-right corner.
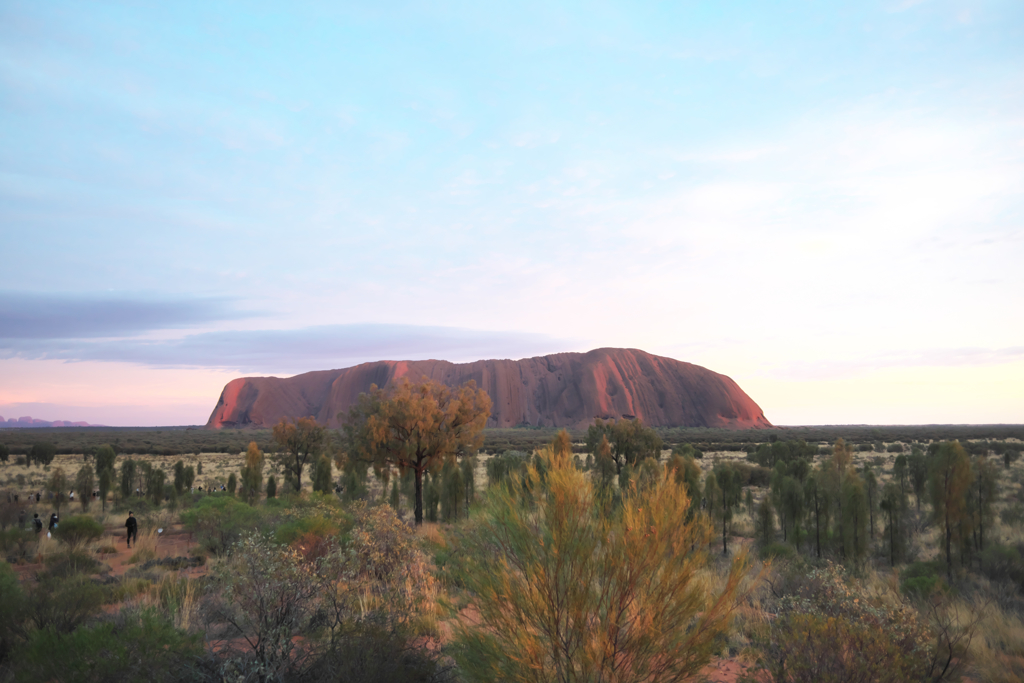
[{"x1": 206, "y1": 348, "x2": 772, "y2": 430}]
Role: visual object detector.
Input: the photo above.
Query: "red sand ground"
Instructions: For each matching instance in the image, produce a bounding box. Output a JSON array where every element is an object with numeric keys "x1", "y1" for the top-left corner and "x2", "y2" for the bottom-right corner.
[{"x1": 13, "y1": 523, "x2": 203, "y2": 583}]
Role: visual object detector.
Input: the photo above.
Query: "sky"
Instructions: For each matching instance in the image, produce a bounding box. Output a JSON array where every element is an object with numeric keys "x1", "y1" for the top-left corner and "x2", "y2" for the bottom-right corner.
[{"x1": 1, "y1": 0, "x2": 1022, "y2": 427}]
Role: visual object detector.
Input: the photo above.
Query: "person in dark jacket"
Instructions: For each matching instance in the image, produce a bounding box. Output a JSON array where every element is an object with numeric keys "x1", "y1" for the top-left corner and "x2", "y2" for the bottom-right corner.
[
  {"x1": 33, "y1": 513, "x2": 43, "y2": 533},
  {"x1": 125, "y1": 511, "x2": 138, "y2": 548},
  {"x1": 48, "y1": 513, "x2": 58, "y2": 531}
]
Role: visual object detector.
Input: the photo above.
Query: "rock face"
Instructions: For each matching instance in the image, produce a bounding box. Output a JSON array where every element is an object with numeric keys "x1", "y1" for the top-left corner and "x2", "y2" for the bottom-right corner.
[{"x1": 205, "y1": 348, "x2": 772, "y2": 430}]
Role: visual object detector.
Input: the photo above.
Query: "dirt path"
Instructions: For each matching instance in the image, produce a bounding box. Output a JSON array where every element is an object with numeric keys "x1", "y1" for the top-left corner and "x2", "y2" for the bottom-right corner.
[{"x1": 12, "y1": 523, "x2": 203, "y2": 584}]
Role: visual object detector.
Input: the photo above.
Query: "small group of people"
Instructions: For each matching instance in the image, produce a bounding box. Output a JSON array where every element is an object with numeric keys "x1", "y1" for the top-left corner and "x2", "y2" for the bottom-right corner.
[{"x1": 22, "y1": 512, "x2": 57, "y2": 534}]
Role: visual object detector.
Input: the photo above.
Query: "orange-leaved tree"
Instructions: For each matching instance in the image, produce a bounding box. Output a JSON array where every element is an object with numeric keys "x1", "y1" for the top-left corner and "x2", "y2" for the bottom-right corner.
[
  {"x1": 272, "y1": 417, "x2": 327, "y2": 493},
  {"x1": 453, "y1": 446, "x2": 754, "y2": 682},
  {"x1": 342, "y1": 377, "x2": 491, "y2": 525}
]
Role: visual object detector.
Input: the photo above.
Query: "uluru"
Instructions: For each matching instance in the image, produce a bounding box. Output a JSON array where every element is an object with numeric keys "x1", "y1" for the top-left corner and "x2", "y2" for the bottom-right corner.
[{"x1": 206, "y1": 348, "x2": 771, "y2": 430}]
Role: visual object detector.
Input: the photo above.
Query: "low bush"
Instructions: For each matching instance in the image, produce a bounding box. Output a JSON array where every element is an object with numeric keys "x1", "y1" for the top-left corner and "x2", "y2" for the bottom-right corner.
[
  {"x1": 0, "y1": 527, "x2": 35, "y2": 562},
  {"x1": 760, "y1": 542, "x2": 796, "y2": 561},
  {"x1": 979, "y1": 544, "x2": 1024, "y2": 588},
  {"x1": 180, "y1": 495, "x2": 262, "y2": 555},
  {"x1": 11, "y1": 607, "x2": 205, "y2": 683},
  {"x1": 28, "y1": 575, "x2": 104, "y2": 633},
  {"x1": 53, "y1": 515, "x2": 104, "y2": 548},
  {"x1": 746, "y1": 562, "x2": 968, "y2": 683},
  {"x1": 0, "y1": 562, "x2": 27, "y2": 665},
  {"x1": 43, "y1": 549, "x2": 100, "y2": 578},
  {"x1": 303, "y1": 618, "x2": 455, "y2": 683},
  {"x1": 112, "y1": 497, "x2": 154, "y2": 516},
  {"x1": 900, "y1": 561, "x2": 945, "y2": 597}
]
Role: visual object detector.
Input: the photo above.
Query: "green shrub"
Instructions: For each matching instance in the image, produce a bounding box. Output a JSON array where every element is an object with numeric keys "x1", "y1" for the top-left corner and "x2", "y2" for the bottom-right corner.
[
  {"x1": 0, "y1": 562, "x2": 27, "y2": 664},
  {"x1": 113, "y1": 497, "x2": 153, "y2": 516},
  {"x1": 979, "y1": 544, "x2": 1024, "y2": 587},
  {"x1": 43, "y1": 550, "x2": 100, "y2": 579},
  {"x1": 900, "y1": 561, "x2": 945, "y2": 597},
  {"x1": 304, "y1": 618, "x2": 451, "y2": 683},
  {"x1": 747, "y1": 562, "x2": 962, "y2": 683},
  {"x1": 53, "y1": 515, "x2": 104, "y2": 548},
  {"x1": 760, "y1": 542, "x2": 796, "y2": 561},
  {"x1": 12, "y1": 608, "x2": 204, "y2": 683},
  {"x1": 28, "y1": 575, "x2": 104, "y2": 633},
  {"x1": 0, "y1": 528, "x2": 35, "y2": 562},
  {"x1": 273, "y1": 515, "x2": 347, "y2": 547},
  {"x1": 180, "y1": 495, "x2": 262, "y2": 555}
]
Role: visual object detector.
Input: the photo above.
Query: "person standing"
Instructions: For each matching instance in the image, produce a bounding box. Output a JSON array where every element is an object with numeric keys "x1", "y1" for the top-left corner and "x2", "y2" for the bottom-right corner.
[
  {"x1": 33, "y1": 513, "x2": 43, "y2": 533},
  {"x1": 125, "y1": 511, "x2": 138, "y2": 548},
  {"x1": 48, "y1": 512, "x2": 58, "y2": 532}
]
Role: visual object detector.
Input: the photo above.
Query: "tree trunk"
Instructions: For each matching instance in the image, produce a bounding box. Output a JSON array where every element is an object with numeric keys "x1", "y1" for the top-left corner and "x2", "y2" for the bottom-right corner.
[
  {"x1": 945, "y1": 512, "x2": 953, "y2": 581},
  {"x1": 868, "y1": 490, "x2": 875, "y2": 540},
  {"x1": 889, "y1": 509, "x2": 895, "y2": 566},
  {"x1": 814, "y1": 499, "x2": 821, "y2": 558},
  {"x1": 414, "y1": 466, "x2": 424, "y2": 526}
]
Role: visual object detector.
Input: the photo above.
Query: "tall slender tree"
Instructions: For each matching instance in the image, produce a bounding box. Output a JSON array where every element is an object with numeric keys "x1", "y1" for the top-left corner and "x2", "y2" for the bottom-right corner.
[
  {"x1": 239, "y1": 442, "x2": 264, "y2": 505},
  {"x1": 879, "y1": 481, "x2": 906, "y2": 566},
  {"x1": 95, "y1": 445, "x2": 117, "y2": 511},
  {"x1": 804, "y1": 473, "x2": 828, "y2": 558},
  {"x1": 930, "y1": 441, "x2": 972, "y2": 580},
  {"x1": 841, "y1": 472, "x2": 869, "y2": 565},
  {"x1": 75, "y1": 464, "x2": 94, "y2": 512},
  {"x1": 970, "y1": 455, "x2": 997, "y2": 554}
]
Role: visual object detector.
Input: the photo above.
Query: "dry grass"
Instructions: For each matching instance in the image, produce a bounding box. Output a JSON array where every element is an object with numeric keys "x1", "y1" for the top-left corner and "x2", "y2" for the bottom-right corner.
[
  {"x1": 969, "y1": 598, "x2": 1024, "y2": 683},
  {"x1": 127, "y1": 527, "x2": 159, "y2": 564}
]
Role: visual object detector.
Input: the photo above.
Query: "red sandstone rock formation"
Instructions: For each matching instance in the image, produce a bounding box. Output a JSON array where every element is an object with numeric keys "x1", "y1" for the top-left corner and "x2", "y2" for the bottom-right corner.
[{"x1": 205, "y1": 348, "x2": 772, "y2": 430}]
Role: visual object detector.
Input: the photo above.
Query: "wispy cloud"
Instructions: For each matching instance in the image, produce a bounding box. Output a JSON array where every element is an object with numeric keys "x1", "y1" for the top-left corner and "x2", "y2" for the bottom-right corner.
[
  {"x1": 0, "y1": 291, "x2": 255, "y2": 339},
  {"x1": 0, "y1": 323, "x2": 574, "y2": 375}
]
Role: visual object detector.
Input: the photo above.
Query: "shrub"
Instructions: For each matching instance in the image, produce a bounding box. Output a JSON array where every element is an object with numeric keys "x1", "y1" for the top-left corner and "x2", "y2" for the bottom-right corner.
[
  {"x1": 453, "y1": 447, "x2": 752, "y2": 682},
  {"x1": 180, "y1": 495, "x2": 262, "y2": 555},
  {"x1": 0, "y1": 528, "x2": 34, "y2": 562},
  {"x1": 759, "y1": 541, "x2": 795, "y2": 562},
  {"x1": 900, "y1": 561, "x2": 946, "y2": 597},
  {"x1": 0, "y1": 562, "x2": 27, "y2": 665},
  {"x1": 747, "y1": 562, "x2": 965, "y2": 683},
  {"x1": 303, "y1": 618, "x2": 454, "y2": 683},
  {"x1": 979, "y1": 544, "x2": 1024, "y2": 588},
  {"x1": 210, "y1": 533, "x2": 323, "y2": 678},
  {"x1": 53, "y1": 515, "x2": 104, "y2": 548},
  {"x1": 274, "y1": 514, "x2": 349, "y2": 563},
  {"x1": 43, "y1": 550, "x2": 100, "y2": 579},
  {"x1": 12, "y1": 607, "x2": 204, "y2": 683},
  {"x1": 28, "y1": 575, "x2": 104, "y2": 633}
]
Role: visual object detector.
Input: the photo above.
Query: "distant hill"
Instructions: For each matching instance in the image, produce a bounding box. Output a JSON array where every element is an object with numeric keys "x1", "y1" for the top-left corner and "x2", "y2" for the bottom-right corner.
[
  {"x1": 0, "y1": 415, "x2": 102, "y2": 428},
  {"x1": 206, "y1": 348, "x2": 771, "y2": 430}
]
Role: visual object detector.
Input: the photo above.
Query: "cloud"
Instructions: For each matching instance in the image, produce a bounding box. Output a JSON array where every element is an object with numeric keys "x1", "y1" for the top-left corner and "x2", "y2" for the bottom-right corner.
[
  {"x1": 0, "y1": 323, "x2": 575, "y2": 375},
  {"x1": 0, "y1": 291, "x2": 254, "y2": 339}
]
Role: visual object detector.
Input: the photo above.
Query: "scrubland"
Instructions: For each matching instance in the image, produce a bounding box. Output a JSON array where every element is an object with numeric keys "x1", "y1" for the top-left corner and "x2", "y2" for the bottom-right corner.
[{"x1": 1, "y1": 425, "x2": 1023, "y2": 682}]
